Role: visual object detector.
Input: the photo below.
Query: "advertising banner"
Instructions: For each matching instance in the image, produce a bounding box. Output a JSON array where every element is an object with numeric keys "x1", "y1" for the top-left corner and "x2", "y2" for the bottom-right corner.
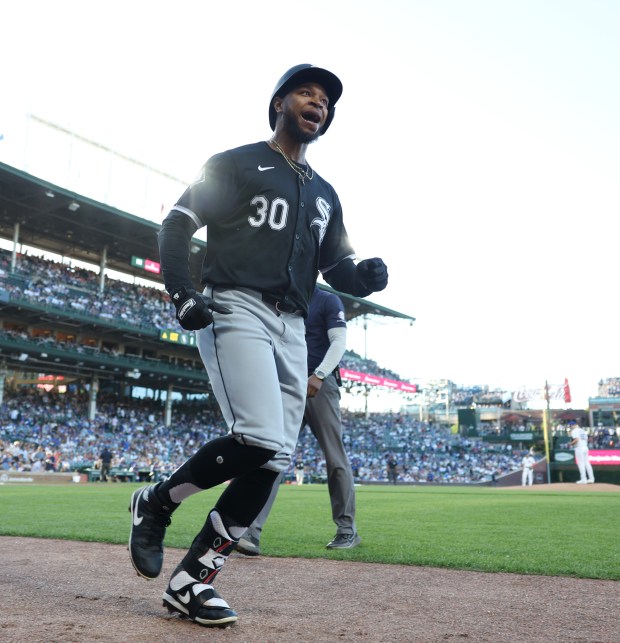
[
  {"x1": 554, "y1": 449, "x2": 620, "y2": 466},
  {"x1": 588, "y1": 450, "x2": 620, "y2": 466},
  {"x1": 340, "y1": 369, "x2": 417, "y2": 393}
]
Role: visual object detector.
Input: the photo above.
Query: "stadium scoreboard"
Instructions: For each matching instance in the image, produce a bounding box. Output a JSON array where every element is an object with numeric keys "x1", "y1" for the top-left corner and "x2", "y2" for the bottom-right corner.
[
  {"x1": 159, "y1": 329, "x2": 196, "y2": 346},
  {"x1": 131, "y1": 255, "x2": 161, "y2": 274}
]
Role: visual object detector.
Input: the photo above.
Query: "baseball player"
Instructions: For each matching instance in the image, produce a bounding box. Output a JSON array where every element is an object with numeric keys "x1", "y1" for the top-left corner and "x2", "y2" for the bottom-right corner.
[
  {"x1": 568, "y1": 423, "x2": 595, "y2": 484},
  {"x1": 521, "y1": 451, "x2": 535, "y2": 486},
  {"x1": 295, "y1": 458, "x2": 305, "y2": 485},
  {"x1": 237, "y1": 286, "x2": 360, "y2": 557},
  {"x1": 128, "y1": 64, "x2": 388, "y2": 628}
]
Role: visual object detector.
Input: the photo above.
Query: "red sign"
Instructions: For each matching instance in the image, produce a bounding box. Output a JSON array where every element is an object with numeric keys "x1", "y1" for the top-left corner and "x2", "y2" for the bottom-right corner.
[
  {"x1": 144, "y1": 259, "x2": 161, "y2": 274},
  {"x1": 588, "y1": 450, "x2": 620, "y2": 466},
  {"x1": 340, "y1": 369, "x2": 417, "y2": 393}
]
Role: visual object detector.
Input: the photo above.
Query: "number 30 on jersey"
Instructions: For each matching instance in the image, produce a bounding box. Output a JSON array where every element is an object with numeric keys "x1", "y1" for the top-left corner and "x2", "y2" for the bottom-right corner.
[{"x1": 249, "y1": 196, "x2": 289, "y2": 230}]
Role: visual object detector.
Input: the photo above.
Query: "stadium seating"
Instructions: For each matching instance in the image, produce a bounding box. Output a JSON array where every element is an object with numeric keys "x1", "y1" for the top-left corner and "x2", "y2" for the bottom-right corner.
[
  {"x1": 1, "y1": 390, "x2": 531, "y2": 484},
  {"x1": 1, "y1": 250, "x2": 618, "y2": 485}
]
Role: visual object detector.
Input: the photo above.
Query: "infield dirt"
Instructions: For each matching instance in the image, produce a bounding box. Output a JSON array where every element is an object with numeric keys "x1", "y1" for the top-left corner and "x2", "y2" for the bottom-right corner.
[{"x1": 1, "y1": 483, "x2": 618, "y2": 642}]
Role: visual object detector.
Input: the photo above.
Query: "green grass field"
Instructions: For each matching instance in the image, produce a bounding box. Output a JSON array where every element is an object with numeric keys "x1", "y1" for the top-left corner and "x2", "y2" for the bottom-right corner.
[{"x1": 1, "y1": 483, "x2": 618, "y2": 580}]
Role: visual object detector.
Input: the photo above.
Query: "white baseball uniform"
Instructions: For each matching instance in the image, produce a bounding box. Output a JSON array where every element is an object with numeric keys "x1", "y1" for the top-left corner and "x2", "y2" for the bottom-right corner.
[
  {"x1": 570, "y1": 426, "x2": 595, "y2": 483},
  {"x1": 521, "y1": 454, "x2": 535, "y2": 486}
]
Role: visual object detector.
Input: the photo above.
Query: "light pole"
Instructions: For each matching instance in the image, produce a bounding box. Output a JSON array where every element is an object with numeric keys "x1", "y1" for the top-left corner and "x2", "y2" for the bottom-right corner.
[
  {"x1": 363, "y1": 316, "x2": 369, "y2": 417},
  {"x1": 542, "y1": 380, "x2": 552, "y2": 484}
]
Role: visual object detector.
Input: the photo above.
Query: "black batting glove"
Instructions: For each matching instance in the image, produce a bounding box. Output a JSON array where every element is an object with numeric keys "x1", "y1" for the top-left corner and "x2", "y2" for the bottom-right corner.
[
  {"x1": 171, "y1": 286, "x2": 232, "y2": 331},
  {"x1": 356, "y1": 258, "x2": 388, "y2": 293}
]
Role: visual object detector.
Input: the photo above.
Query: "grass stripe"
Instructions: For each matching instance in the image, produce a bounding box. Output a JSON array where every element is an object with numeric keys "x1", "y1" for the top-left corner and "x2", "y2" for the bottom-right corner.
[{"x1": 1, "y1": 483, "x2": 617, "y2": 579}]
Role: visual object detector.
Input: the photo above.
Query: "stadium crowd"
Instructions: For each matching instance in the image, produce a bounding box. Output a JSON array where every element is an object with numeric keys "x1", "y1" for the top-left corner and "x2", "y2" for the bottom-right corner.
[
  {"x1": 0, "y1": 249, "x2": 403, "y2": 377},
  {"x1": 0, "y1": 249, "x2": 172, "y2": 332},
  {"x1": 598, "y1": 377, "x2": 620, "y2": 397},
  {"x1": 1, "y1": 249, "x2": 619, "y2": 486},
  {"x1": 1, "y1": 388, "x2": 534, "y2": 485},
  {"x1": 339, "y1": 350, "x2": 402, "y2": 383}
]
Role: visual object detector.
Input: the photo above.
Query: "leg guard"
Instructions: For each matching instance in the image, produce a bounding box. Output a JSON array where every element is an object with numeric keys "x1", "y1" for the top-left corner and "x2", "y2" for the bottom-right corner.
[{"x1": 157, "y1": 436, "x2": 276, "y2": 505}]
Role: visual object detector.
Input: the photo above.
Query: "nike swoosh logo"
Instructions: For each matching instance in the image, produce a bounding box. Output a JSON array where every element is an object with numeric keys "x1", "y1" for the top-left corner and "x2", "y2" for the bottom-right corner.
[
  {"x1": 258, "y1": 165, "x2": 275, "y2": 171},
  {"x1": 178, "y1": 591, "x2": 191, "y2": 604},
  {"x1": 132, "y1": 490, "x2": 144, "y2": 526}
]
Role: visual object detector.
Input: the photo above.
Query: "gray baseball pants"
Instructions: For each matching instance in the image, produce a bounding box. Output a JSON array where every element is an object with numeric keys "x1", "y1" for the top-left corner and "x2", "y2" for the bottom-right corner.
[
  {"x1": 196, "y1": 286, "x2": 307, "y2": 474},
  {"x1": 245, "y1": 372, "x2": 357, "y2": 538}
]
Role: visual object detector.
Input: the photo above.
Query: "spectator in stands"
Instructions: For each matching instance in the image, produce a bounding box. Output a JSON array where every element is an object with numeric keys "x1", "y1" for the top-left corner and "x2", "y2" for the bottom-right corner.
[
  {"x1": 44, "y1": 450, "x2": 56, "y2": 471},
  {"x1": 31, "y1": 445, "x2": 46, "y2": 467},
  {"x1": 7, "y1": 440, "x2": 25, "y2": 460}
]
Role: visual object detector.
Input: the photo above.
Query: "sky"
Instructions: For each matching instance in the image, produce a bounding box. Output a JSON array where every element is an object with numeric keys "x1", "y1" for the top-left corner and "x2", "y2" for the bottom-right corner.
[{"x1": 1, "y1": 0, "x2": 619, "y2": 408}]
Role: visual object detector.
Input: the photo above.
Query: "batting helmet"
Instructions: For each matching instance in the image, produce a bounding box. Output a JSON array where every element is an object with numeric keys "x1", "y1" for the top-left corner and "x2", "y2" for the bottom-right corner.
[{"x1": 268, "y1": 64, "x2": 343, "y2": 134}]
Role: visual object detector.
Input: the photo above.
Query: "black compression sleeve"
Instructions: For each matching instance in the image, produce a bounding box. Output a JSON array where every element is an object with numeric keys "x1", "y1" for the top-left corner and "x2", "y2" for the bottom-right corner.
[
  {"x1": 157, "y1": 210, "x2": 198, "y2": 294},
  {"x1": 215, "y1": 467, "x2": 280, "y2": 526},
  {"x1": 157, "y1": 435, "x2": 277, "y2": 501},
  {"x1": 323, "y1": 257, "x2": 372, "y2": 298}
]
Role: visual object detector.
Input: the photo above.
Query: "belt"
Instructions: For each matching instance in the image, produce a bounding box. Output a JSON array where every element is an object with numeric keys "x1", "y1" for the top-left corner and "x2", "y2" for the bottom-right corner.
[{"x1": 261, "y1": 293, "x2": 303, "y2": 315}]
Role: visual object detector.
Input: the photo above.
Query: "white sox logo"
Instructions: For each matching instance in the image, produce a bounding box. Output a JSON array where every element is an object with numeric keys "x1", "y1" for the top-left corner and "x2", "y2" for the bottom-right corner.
[{"x1": 311, "y1": 197, "x2": 331, "y2": 244}]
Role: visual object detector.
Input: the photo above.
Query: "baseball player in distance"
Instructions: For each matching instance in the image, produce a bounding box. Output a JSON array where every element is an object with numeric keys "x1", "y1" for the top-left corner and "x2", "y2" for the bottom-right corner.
[
  {"x1": 128, "y1": 64, "x2": 388, "y2": 628},
  {"x1": 569, "y1": 423, "x2": 595, "y2": 484},
  {"x1": 521, "y1": 451, "x2": 535, "y2": 486}
]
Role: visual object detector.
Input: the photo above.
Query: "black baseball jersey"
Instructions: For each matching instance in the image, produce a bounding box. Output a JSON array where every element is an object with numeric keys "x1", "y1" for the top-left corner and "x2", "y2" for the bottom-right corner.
[{"x1": 171, "y1": 142, "x2": 355, "y2": 313}]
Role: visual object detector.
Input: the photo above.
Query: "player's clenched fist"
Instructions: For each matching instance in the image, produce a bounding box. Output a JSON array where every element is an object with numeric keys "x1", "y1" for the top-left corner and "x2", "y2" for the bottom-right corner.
[
  {"x1": 171, "y1": 286, "x2": 232, "y2": 330},
  {"x1": 356, "y1": 258, "x2": 388, "y2": 293}
]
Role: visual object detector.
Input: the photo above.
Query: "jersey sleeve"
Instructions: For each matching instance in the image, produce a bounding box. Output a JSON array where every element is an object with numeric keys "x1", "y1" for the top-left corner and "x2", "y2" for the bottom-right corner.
[
  {"x1": 324, "y1": 293, "x2": 347, "y2": 331},
  {"x1": 318, "y1": 192, "x2": 356, "y2": 273},
  {"x1": 174, "y1": 151, "x2": 239, "y2": 226}
]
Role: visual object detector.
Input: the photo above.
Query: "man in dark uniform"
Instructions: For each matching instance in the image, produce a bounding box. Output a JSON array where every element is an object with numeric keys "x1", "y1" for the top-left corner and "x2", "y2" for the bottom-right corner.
[
  {"x1": 98, "y1": 445, "x2": 113, "y2": 482},
  {"x1": 386, "y1": 454, "x2": 398, "y2": 484},
  {"x1": 237, "y1": 286, "x2": 360, "y2": 556},
  {"x1": 128, "y1": 64, "x2": 388, "y2": 628}
]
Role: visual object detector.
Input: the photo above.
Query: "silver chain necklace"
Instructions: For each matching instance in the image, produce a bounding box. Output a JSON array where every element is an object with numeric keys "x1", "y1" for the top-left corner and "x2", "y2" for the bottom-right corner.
[{"x1": 269, "y1": 139, "x2": 314, "y2": 184}]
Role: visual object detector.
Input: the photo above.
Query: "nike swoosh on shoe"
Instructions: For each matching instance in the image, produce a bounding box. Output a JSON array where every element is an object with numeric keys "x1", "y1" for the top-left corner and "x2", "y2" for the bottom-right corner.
[{"x1": 132, "y1": 489, "x2": 144, "y2": 526}]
